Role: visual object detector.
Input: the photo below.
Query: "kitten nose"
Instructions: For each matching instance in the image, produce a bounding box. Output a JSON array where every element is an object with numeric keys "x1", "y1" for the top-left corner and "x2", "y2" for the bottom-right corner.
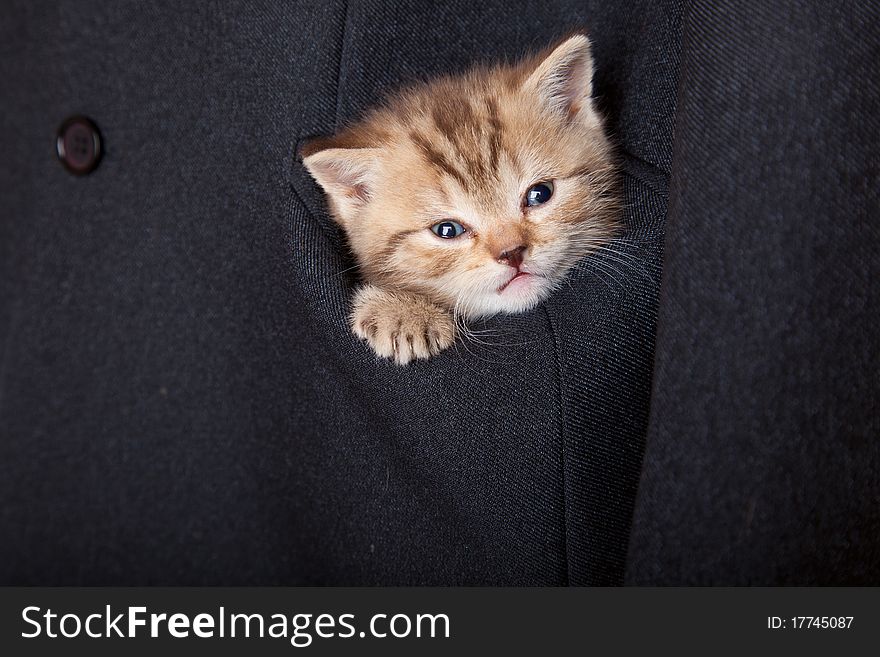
[{"x1": 497, "y1": 245, "x2": 527, "y2": 269}]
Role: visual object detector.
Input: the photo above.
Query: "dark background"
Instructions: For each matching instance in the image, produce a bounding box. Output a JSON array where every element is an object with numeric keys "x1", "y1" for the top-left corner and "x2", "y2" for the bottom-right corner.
[{"x1": 1, "y1": 1, "x2": 877, "y2": 585}]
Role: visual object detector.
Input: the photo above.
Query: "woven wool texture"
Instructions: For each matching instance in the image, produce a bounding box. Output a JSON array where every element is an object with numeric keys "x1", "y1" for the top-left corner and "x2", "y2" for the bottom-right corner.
[{"x1": 2, "y1": 1, "x2": 876, "y2": 585}]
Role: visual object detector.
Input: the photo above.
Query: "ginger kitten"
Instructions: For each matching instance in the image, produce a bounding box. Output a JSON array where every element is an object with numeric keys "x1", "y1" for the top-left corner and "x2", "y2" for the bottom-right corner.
[{"x1": 302, "y1": 35, "x2": 618, "y2": 364}]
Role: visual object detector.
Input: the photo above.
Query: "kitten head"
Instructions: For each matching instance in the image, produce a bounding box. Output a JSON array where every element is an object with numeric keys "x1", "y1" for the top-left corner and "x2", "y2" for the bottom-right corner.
[{"x1": 302, "y1": 34, "x2": 618, "y2": 319}]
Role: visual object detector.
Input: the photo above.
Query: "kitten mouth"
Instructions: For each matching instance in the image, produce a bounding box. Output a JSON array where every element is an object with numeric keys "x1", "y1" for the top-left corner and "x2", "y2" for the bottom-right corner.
[{"x1": 497, "y1": 270, "x2": 534, "y2": 293}]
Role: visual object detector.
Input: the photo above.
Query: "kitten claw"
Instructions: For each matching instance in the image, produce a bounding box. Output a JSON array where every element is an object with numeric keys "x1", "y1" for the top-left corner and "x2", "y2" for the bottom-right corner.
[{"x1": 351, "y1": 285, "x2": 455, "y2": 365}]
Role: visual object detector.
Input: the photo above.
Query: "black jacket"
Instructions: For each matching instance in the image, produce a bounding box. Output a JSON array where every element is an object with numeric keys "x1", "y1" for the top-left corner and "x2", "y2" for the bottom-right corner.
[{"x1": 1, "y1": 0, "x2": 877, "y2": 585}]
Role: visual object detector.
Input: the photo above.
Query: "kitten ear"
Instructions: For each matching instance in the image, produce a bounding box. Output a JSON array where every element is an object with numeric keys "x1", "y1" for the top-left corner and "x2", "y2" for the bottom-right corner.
[
  {"x1": 523, "y1": 34, "x2": 595, "y2": 119},
  {"x1": 301, "y1": 146, "x2": 381, "y2": 225}
]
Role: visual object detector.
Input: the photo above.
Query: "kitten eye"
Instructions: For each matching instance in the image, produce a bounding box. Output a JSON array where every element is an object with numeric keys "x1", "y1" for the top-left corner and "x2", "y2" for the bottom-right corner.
[
  {"x1": 525, "y1": 181, "x2": 554, "y2": 207},
  {"x1": 430, "y1": 220, "x2": 466, "y2": 239}
]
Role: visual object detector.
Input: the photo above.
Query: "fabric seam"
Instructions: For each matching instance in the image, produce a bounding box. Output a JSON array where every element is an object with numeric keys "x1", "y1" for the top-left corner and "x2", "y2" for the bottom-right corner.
[
  {"x1": 541, "y1": 303, "x2": 570, "y2": 586},
  {"x1": 333, "y1": 0, "x2": 354, "y2": 129}
]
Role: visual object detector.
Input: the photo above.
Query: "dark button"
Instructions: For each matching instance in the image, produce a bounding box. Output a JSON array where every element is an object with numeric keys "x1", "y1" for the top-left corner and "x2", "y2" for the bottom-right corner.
[{"x1": 56, "y1": 116, "x2": 102, "y2": 175}]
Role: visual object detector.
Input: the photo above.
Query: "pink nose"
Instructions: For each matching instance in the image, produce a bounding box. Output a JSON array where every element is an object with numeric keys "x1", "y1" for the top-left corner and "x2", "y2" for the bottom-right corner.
[{"x1": 497, "y1": 245, "x2": 527, "y2": 269}]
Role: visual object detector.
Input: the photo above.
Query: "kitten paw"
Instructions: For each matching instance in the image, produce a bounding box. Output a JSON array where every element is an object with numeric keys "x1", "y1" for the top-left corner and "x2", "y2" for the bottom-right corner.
[{"x1": 351, "y1": 285, "x2": 455, "y2": 365}]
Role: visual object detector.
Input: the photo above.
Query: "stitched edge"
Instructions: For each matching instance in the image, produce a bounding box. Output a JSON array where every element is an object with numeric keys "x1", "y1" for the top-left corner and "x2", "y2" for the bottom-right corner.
[{"x1": 540, "y1": 302, "x2": 569, "y2": 585}]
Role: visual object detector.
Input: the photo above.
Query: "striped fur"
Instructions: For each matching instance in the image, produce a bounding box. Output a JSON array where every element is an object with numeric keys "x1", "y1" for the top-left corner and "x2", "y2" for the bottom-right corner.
[{"x1": 303, "y1": 35, "x2": 619, "y2": 364}]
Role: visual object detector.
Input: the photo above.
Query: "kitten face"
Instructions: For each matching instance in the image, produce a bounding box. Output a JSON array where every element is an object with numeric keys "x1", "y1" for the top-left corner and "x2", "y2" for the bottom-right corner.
[{"x1": 303, "y1": 35, "x2": 618, "y2": 321}]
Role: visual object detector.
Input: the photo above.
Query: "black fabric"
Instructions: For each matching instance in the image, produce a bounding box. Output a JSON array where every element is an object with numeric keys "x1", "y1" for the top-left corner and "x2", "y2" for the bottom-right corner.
[
  {"x1": 0, "y1": 0, "x2": 678, "y2": 585},
  {"x1": 626, "y1": 2, "x2": 880, "y2": 584},
  {"x1": 3, "y1": 0, "x2": 876, "y2": 587}
]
